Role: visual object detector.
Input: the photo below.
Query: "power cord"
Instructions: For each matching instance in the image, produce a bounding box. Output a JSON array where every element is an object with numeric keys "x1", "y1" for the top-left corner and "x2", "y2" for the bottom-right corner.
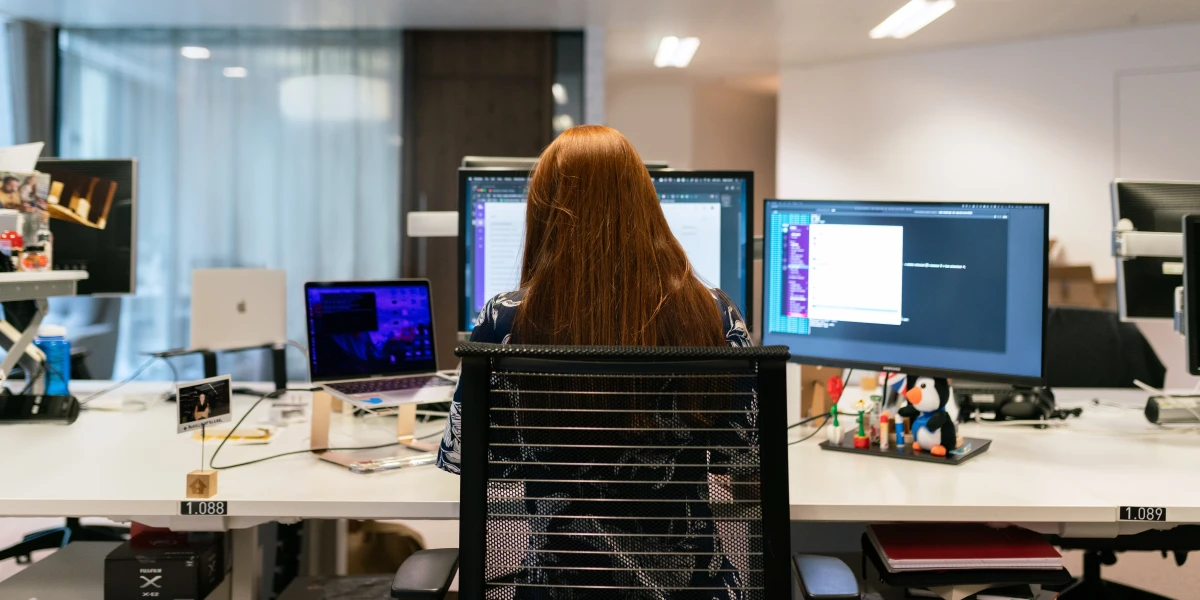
[
  {"x1": 209, "y1": 389, "x2": 443, "y2": 471},
  {"x1": 79, "y1": 356, "x2": 170, "y2": 405},
  {"x1": 789, "y1": 413, "x2": 831, "y2": 445}
]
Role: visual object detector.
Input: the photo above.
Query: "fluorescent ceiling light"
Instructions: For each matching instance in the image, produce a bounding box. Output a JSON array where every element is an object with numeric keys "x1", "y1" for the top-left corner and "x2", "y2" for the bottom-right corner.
[
  {"x1": 223, "y1": 67, "x2": 248, "y2": 78},
  {"x1": 180, "y1": 46, "x2": 211, "y2": 60},
  {"x1": 870, "y1": 0, "x2": 956, "y2": 40},
  {"x1": 654, "y1": 36, "x2": 700, "y2": 68}
]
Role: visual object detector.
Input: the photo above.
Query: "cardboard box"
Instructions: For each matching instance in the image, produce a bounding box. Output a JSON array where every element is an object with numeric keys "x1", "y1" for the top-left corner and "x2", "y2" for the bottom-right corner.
[{"x1": 105, "y1": 534, "x2": 225, "y2": 600}]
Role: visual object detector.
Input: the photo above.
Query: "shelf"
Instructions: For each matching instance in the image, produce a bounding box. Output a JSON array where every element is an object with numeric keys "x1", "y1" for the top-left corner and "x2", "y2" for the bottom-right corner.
[{"x1": 0, "y1": 270, "x2": 88, "y2": 302}]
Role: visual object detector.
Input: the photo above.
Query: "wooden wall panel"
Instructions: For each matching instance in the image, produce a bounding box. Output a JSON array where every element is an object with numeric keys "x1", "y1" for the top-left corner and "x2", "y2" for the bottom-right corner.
[{"x1": 403, "y1": 31, "x2": 554, "y2": 367}]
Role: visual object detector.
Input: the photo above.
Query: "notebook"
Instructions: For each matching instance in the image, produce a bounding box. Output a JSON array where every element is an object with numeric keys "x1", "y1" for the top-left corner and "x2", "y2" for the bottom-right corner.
[{"x1": 867, "y1": 524, "x2": 1063, "y2": 572}]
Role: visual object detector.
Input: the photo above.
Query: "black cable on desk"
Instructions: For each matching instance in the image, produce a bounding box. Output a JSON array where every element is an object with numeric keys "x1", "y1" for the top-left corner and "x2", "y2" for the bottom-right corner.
[
  {"x1": 209, "y1": 390, "x2": 445, "y2": 471},
  {"x1": 788, "y1": 414, "x2": 830, "y2": 446},
  {"x1": 79, "y1": 356, "x2": 167, "y2": 405}
]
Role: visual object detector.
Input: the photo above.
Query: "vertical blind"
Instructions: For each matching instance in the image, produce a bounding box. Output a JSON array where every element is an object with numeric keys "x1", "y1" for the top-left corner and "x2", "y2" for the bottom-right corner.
[{"x1": 56, "y1": 29, "x2": 403, "y2": 380}]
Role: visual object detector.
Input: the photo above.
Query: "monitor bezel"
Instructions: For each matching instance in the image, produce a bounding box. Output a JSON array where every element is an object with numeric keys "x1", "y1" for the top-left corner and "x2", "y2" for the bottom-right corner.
[
  {"x1": 1111, "y1": 178, "x2": 1200, "y2": 321},
  {"x1": 761, "y1": 198, "x2": 1049, "y2": 386},
  {"x1": 304, "y1": 278, "x2": 439, "y2": 382},
  {"x1": 1184, "y1": 214, "x2": 1200, "y2": 376},
  {"x1": 456, "y1": 167, "x2": 756, "y2": 333}
]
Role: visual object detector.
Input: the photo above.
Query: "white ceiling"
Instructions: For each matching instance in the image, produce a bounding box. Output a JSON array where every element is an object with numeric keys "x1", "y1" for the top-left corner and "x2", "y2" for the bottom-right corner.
[{"x1": 2, "y1": 0, "x2": 1200, "y2": 76}]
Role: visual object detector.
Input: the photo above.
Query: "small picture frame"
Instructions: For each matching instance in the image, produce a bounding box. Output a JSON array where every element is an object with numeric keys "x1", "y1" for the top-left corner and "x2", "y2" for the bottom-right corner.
[{"x1": 177, "y1": 375, "x2": 233, "y2": 434}]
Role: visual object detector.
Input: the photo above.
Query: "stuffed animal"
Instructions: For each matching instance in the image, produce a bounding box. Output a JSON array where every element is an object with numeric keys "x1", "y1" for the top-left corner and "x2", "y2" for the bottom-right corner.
[{"x1": 896, "y1": 376, "x2": 958, "y2": 457}]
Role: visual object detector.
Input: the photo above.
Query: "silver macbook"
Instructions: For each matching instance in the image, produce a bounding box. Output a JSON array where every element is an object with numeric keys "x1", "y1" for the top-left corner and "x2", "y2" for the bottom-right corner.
[
  {"x1": 304, "y1": 279, "x2": 454, "y2": 408},
  {"x1": 190, "y1": 268, "x2": 287, "y2": 351}
]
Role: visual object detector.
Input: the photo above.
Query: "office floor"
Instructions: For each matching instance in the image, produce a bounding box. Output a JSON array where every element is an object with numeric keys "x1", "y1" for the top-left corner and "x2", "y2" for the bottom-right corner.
[
  {"x1": 4, "y1": 519, "x2": 1200, "y2": 599},
  {"x1": 1060, "y1": 550, "x2": 1200, "y2": 598}
]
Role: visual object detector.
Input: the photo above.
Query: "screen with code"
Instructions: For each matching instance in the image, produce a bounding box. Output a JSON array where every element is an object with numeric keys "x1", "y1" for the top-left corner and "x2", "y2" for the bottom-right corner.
[{"x1": 763, "y1": 200, "x2": 1047, "y2": 382}]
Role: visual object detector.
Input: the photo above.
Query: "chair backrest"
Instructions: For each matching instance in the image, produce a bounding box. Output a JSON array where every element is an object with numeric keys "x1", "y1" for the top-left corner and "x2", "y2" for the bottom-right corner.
[
  {"x1": 1044, "y1": 306, "x2": 1165, "y2": 388},
  {"x1": 455, "y1": 343, "x2": 792, "y2": 600}
]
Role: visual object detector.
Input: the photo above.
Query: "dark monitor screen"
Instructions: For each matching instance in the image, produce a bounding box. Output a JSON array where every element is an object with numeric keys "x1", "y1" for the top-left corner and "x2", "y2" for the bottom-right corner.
[
  {"x1": 35, "y1": 159, "x2": 137, "y2": 296},
  {"x1": 1184, "y1": 215, "x2": 1200, "y2": 376},
  {"x1": 762, "y1": 200, "x2": 1048, "y2": 384},
  {"x1": 304, "y1": 280, "x2": 437, "y2": 381},
  {"x1": 458, "y1": 168, "x2": 752, "y2": 331},
  {"x1": 1113, "y1": 180, "x2": 1200, "y2": 320}
]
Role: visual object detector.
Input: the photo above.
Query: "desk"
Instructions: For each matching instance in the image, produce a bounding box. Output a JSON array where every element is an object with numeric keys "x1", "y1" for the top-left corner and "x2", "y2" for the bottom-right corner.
[
  {"x1": 3, "y1": 385, "x2": 1196, "y2": 530},
  {"x1": 3, "y1": 383, "x2": 1197, "y2": 598},
  {"x1": 0, "y1": 381, "x2": 459, "y2": 528},
  {"x1": 789, "y1": 388, "x2": 1200, "y2": 534}
]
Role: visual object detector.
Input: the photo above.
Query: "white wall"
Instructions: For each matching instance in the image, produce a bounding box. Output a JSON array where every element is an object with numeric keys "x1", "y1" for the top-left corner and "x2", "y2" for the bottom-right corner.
[
  {"x1": 607, "y1": 76, "x2": 696, "y2": 168},
  {"x1": 607, "y1": 75, "x2": 777, "y2": 334},
  {"x1": 778, "y1": 22, "x2": 1200, "y2": 387}
]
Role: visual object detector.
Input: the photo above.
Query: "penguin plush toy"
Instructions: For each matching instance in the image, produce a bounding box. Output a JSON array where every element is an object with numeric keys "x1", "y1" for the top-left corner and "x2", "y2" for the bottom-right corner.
[{"x1": 897, "y1": 376, "x2": 958, "y2": 457}]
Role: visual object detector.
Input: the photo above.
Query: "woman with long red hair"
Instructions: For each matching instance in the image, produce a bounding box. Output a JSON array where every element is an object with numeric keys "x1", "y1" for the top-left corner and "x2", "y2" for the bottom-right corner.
[{"x1": 437, "y1": 125, "x2": 750, "y2": 473}]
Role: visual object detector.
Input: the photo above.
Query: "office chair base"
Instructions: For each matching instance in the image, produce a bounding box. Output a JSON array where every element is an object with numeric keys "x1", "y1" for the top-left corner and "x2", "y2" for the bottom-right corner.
[{"x1": 1057, "y1": 579, "x2": 1173, "y2": 600}]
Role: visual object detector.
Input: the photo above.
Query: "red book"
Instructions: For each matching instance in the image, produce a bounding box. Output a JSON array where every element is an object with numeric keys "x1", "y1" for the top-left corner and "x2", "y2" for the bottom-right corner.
[{"x1": 867, "y1": 524, "x2": 1063, "y2": 572}]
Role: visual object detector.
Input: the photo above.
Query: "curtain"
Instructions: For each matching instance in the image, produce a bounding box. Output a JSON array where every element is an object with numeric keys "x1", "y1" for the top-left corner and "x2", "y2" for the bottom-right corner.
[
  {"x1": 56, "y1": 30, "x2": 403, "y2": 380},
  {"x1": 6, "y1": 19, "x2": 57, "y2": 151},
  {"x1": 0, "y1": 17, "x2": 15, "y2": 146}
]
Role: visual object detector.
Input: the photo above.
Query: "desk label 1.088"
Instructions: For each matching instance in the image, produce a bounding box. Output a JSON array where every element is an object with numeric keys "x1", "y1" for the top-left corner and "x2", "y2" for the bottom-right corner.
[
  {"x1": 180, "y1": 501, "x2": 228, "y2": 516},
  {"x1": 1119, "y1": 506, "x2": 1166, "y2": 522}
]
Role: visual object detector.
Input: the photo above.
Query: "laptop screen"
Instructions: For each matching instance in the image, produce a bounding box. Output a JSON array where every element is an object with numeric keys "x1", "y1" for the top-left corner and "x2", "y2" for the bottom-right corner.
[{"x1": 305, "y1": 281, "x2": 437, "y2": 381}]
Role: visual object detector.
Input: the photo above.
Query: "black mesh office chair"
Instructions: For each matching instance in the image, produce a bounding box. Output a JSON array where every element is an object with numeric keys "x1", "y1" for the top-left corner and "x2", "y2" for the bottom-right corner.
[{"x1": 392, "y1": 342, "x2": 795, "y2": 599}]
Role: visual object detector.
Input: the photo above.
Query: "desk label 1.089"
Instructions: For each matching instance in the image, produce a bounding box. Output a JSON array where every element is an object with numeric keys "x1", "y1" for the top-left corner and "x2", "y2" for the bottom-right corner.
[
  {"x1": 1120, "y1": 506, "x2": 1166, "y2": 522},
  {"x1": 180, "y1": 501, "x2": 228, "y2": 516}
]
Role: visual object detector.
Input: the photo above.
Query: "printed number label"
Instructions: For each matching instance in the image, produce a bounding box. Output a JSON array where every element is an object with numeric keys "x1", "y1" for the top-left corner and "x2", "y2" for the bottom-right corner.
[
  {"x1": 1119, "y1": 506, "x2": 1166, "y2": 521},
  {"x1": 180, "y1": 501, "x2": 228, "y2": 516}
]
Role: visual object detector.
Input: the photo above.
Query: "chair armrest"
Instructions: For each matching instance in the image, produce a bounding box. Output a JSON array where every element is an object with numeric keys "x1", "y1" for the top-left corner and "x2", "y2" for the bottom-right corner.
[
  {"x1": 391, "y1": 548, "x2": 459, "y2": 600},
  {"x1": 792, "y1": 554, "x2": 860, "y2": 599}
]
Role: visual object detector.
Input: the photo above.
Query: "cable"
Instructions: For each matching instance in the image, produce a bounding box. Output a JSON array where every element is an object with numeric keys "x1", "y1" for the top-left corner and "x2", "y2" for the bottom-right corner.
[
  {"x1": 79, "y1": 357, "x2": 164, "y2": 405},
  {"x1": 787, "y1": 413, "x2": 827, "y2": 430},
  {"x1": 209, "y1": 388, "x2": 438, "y2": 471},
  {"x1": 788, "y1": 414, "x2": 831, "y2": 445},
  {"x1": 285, "y1": 339, "x2": 310, "y2": 362}
]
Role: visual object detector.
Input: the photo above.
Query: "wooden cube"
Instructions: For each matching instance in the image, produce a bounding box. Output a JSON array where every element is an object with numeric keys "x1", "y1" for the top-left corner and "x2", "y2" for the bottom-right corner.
[{"x1": 186, "y1": 470, "x2": 218, "y2": 499}]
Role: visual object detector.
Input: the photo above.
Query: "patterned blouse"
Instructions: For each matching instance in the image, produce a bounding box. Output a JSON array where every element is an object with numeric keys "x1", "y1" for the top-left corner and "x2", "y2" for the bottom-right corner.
[{"x1": 436, "y1": 288, "x2": 752, "y2": 474}]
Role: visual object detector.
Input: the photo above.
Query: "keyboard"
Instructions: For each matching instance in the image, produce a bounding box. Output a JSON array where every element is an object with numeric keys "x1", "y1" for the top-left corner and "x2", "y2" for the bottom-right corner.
[{"x1": 326, "y1": 376, "x2": 454, "y2": 395}]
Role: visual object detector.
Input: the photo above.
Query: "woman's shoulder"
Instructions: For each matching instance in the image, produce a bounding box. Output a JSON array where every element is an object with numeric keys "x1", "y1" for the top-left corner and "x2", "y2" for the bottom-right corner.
[{"x1": 471, "y1": 289, "x2": 527, "y2": 344}]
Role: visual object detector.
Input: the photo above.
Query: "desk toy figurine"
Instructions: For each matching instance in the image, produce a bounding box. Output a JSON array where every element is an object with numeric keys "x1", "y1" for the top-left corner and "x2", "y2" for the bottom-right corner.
[
  {"x1": 826, "y1": 404, "x2": 842, "y2": 446},
  {"x1": 853, "y1": 400, "x2": 870, "y2": 449},
  {"x1": 897, "y1": 376, "x2": 960, "y2": 457}
]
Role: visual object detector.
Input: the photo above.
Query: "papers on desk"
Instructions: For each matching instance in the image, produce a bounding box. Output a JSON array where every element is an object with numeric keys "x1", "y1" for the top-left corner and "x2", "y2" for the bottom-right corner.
[{"x1": 868, "y1": 524, "x2": 1063, "y2": 572}]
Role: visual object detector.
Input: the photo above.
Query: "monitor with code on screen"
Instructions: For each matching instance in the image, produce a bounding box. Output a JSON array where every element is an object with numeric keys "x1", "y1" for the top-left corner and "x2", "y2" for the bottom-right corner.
[{"x1": 762, "y1": 200, "x2": 1048, "y2": 384}]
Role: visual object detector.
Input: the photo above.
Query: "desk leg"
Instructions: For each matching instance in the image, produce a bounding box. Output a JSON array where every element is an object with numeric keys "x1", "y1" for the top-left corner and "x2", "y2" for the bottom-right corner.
[{"x1": 231, "y1": 526, "x2": 261, "y2": 600}]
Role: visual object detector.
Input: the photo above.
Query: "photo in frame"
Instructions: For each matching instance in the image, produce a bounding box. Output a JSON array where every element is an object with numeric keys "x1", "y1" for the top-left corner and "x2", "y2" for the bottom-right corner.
[{"x1": 177, "y1": 375, "x2": 233, "y2": 434}]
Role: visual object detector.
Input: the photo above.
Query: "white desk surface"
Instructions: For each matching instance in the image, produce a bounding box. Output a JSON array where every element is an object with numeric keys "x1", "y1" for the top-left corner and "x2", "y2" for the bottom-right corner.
[
  {"x1": 790, "y1": 387, "x2": 1200, "y2": 530},
  {"x1": 0, "y1": 381, "x2": 461, "y2": 529},
  {"x1": 1, "y1": 383, "x2": 1196, "y2": 531}
]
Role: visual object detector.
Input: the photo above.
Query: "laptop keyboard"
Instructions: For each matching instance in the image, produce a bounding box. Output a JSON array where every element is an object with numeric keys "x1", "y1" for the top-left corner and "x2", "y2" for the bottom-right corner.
[{"x1": 327, "y1": 376, "x2": 454, "y2": 395}]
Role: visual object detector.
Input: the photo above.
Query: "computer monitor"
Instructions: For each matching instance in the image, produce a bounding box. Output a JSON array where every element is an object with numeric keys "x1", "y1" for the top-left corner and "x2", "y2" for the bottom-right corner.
[
  {"x1": 458, "y1": 168, "x2": 753, "y2": 331},
  {"x1": 35, "y1": 159, "x2": 137, "y2": 295},
  {"x1": 762, "y1": 200, "x2": 1048, "y2": 385},
  {"x1": 1112, "y1": 180, "x2": 1200, "y2": 320},
  {"x1": 1183, "y1": 215, "x2": 1200, "y2": 376}
]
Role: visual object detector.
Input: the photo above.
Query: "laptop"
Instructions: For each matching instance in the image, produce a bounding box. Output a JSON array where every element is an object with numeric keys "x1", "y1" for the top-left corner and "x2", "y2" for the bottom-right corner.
[
  {"x1": 190, "y1": 269, "x2": 288, "y2": 351},
  {"x1": 304, "y1": 280, "x2": 455, "y2": 408}
]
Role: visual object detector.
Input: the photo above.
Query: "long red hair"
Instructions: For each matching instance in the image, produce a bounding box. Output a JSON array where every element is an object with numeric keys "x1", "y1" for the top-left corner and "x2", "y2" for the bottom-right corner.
[{"x1": 514, "y1": 125, "x2": 726, "y2": 347}]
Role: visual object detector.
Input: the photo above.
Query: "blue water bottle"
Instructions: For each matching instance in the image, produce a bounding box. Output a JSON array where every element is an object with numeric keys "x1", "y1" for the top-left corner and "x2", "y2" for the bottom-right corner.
[{"x1": 35, "y1": 325, "x2": 71, "y2": 396}]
